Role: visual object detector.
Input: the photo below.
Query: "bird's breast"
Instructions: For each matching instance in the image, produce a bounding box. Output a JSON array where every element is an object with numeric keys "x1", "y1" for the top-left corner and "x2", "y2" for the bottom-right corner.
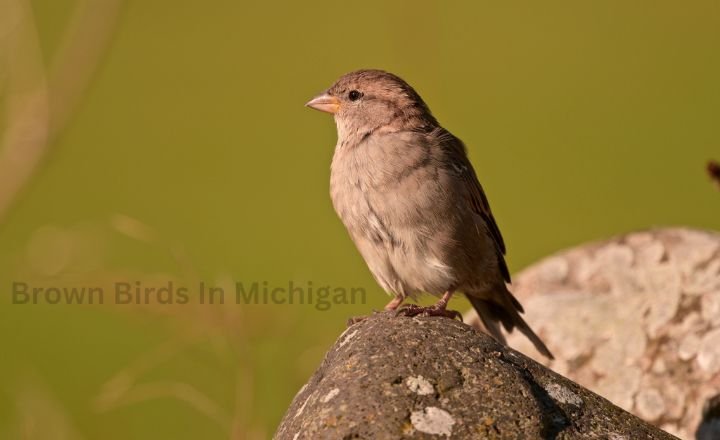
[{"x1": 329, "y1": 132, "x2": 446, "y2": 245}]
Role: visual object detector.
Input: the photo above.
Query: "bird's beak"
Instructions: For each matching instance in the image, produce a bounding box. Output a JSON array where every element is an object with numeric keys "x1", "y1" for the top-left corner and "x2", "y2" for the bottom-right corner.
[{"x1": 305, "y1": 93, "x2": 340, "y2": 114}]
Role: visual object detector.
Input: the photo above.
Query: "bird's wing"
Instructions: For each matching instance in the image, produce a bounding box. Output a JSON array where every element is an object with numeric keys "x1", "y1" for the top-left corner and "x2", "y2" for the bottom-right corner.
[{"x1": 438, "y1": 129, "x2": 511, "y2": 283}]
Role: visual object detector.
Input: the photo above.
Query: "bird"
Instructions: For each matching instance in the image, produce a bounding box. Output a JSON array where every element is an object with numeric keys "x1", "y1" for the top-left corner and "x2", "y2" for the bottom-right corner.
[{"x1": 305, "y1": 69, "x2": 553, "y2": 359}]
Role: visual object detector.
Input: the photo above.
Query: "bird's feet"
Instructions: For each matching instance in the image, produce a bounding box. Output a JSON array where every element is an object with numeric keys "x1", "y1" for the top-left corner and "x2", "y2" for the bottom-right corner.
[{"x1": 395, "y1": 303, "x2": 463, "y2": 321}]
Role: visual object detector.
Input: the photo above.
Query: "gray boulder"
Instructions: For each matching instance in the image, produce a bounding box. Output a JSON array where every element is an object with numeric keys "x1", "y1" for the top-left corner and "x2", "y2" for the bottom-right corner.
[{"x1": 275, "y1": 312, "x2": 675, "y2": 439}]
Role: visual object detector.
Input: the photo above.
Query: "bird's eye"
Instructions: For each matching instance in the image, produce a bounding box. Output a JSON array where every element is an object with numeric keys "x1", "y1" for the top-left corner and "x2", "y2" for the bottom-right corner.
[{"x1": 348, "y1": 90, "x2": 362, "y2": 101}]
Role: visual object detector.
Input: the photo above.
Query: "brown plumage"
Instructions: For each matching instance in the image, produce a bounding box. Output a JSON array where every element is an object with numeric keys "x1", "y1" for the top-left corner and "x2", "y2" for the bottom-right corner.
[{"x1": 306, "y1": 69, "x2": 553, "y2": 359}]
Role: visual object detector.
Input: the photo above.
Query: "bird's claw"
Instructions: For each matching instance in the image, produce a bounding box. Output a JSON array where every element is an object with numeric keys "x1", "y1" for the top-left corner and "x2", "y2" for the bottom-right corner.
[{"x1": 395, "y1": 304, "x2": 463, "y2": 322}]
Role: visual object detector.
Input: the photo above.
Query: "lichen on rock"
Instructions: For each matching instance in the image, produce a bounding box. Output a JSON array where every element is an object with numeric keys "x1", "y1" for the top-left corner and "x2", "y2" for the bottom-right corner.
[{"x1": 467, "y1": 228, "x2": 720, "y2": 439}]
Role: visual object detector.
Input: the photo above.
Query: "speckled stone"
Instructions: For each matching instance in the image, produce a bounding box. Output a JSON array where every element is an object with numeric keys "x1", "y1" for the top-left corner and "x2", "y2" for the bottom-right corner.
[
  {"x1": 635, "y1": 388, "x2": 666, "y2": 421},
  {"x1": 467, "y1": 228, "x2": 720, "y2": 440},
  {"x1": 275, "y1": 312, "x2": 675, "y2": 439},
  {"x1": 698, "y1": 328, "x2": 720, "y2": 375}
]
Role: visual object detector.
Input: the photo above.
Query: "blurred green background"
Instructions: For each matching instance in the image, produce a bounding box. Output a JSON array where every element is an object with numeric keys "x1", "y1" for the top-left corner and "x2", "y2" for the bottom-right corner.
[{"x1": 0, "y1": 0, "x2": 718, "y2": 438}]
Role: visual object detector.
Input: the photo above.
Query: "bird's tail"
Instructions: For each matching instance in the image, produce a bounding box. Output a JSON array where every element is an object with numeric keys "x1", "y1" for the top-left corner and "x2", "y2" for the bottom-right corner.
[{"x1": 467, "y1": 288, "x2": 554, "y2": 360}]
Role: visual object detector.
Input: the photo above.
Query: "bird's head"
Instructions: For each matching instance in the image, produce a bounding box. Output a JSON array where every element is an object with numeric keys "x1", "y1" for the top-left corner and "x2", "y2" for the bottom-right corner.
[{"x1": 306, "y1": 69, "x2": 438, "y2": 142}]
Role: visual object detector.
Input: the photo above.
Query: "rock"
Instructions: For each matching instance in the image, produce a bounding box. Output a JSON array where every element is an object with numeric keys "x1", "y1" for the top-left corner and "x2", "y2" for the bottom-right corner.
[
  {"x1": 466, "y1": 228, "x2": 720, "y2": 439},
  {"x1": 275, "y1": 312, "x2": 675, "y2": 439}
]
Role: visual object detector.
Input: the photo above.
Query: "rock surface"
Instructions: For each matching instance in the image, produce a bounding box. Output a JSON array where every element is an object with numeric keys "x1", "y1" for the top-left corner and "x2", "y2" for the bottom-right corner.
[
  {"x1": 275, "y1": 312, "x2": 675, "y2": 439},
  {"x1": 466, "y1": 228, "x2": 720, "y2": 439}
]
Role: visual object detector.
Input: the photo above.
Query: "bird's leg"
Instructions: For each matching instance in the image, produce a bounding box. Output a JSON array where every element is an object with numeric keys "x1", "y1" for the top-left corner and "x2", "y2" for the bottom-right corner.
[
  {"x1": 384, "y1": 296, "x2": 404, "y2": 311},
  {"x1": 395, "y1": 290, "x2": 463, "y2": 321},
  {"x1": 435, "y1": 290, "x2": 454, "y2": 310}
]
